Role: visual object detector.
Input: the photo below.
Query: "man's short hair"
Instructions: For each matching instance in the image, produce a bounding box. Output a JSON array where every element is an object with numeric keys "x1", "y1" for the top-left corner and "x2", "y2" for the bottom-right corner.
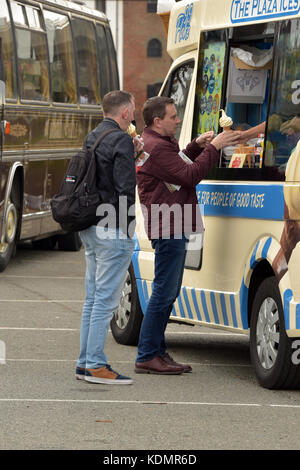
[
  {"x1": 103, "y1": 90, "x2": 134, "y2": 116},
  {"x1": 142, "y1": 96, "x2": 174, "y2": 127}
]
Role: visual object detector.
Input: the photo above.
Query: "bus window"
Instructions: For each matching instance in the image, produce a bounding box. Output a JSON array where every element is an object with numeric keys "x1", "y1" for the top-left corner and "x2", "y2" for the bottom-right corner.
[
  {"x1": 105, "y1": 28, "x2": 119, "y2": 90},
  {"x1": 11, "y1": 2, "x2": 49, "y2": 101},
  {"x1": 44, "y1": 10, "x2": 77, "y2": 104},
  {"x1": 0, "y1": 1, "x2": 17, "y2": 99},
  {"x1": 193, "y1": 30, "x2": 227, "y2": 138},
  {"x1": 71, "y1": 18, "x2": 100, "y2": 105},
  {"x1": 95, "y1": 23, "x2": 111, "y2": 98},
  {"x1": 266, "y1": 19, "x2": 300, "y2": 171},
  {"x1": 161, "y1": 61, "x2": 194, "y2": 140}
]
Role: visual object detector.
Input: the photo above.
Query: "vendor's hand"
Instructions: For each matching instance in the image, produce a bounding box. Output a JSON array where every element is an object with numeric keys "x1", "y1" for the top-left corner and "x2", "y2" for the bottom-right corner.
[
  {"x1": 280, "y1": 117, "x2": 300, "y2": 135},
  {"x1": 237, "y1": 130, "x2": 251, "y2": 144},
  {"x1": 196, "y1": 131, "x2": 215, "y2": 147},
  {"x1": 211, "y1": 131, "x2": 241, "y2": 150}
]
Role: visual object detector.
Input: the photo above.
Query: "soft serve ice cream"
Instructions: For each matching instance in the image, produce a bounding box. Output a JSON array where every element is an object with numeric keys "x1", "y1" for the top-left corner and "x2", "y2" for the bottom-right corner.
[{"x1": 219, "y1": 109, "x2": 233, "y2": 130}]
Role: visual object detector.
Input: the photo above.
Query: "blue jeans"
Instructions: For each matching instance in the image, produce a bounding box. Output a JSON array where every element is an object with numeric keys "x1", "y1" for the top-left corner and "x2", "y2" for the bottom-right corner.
[
  {"x1": 136, "y1": 236, "x2": 188, "y2": 362},
  {"x1": 77, "y1": 226, "x2": 135, "y2": 369}
]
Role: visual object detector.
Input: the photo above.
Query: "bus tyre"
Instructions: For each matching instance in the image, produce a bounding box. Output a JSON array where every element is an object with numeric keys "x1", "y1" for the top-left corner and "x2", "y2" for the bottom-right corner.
[
  {"x1": 250, "y1": 276, "x2": 300, "y2": 389},
  {"x1": 57, "y1": 232, "x2": 82, "y2": 251},
  {"x1": 0, "y1": 186, "x2": 19, "y2": 272},
  {"x1": 110, "y1": 263, "x2": 143, "y2": 345}
]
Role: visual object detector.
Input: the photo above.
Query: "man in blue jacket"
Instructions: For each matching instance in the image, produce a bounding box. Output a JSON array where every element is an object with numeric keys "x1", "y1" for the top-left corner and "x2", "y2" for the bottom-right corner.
[{"x1": 76, "y1": 90, "x2": 137, "y2": 385}]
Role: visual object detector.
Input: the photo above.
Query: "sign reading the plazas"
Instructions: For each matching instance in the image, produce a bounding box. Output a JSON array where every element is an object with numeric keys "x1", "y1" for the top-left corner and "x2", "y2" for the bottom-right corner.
[{"x1": 230, "y1": 0, "x2": 300, "y2": 23}]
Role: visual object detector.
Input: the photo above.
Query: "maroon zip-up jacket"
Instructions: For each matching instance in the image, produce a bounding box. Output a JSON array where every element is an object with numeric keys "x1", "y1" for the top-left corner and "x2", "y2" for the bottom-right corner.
[{"x1": 137, "y1": 127, "x2": 219, "y2": 240}]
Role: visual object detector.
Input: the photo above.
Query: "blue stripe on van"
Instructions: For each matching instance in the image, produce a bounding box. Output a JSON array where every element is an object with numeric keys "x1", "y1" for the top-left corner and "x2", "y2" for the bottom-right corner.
[
  {"x1": 201, "y1": 291, "x2": 210, "y2": 323},
  {"x1": 284, "y1": 289, "x2": 293, "y2": 331},
  {"x1": 230, "y1": 294, "x2": 238, "y2": 328},
  {"x1": 191, "y1": 288, "x2": 202, "y2": 321},
  {"x1": 182, "y1": 287, "x2": 194, "y2": 319},
  {"x1": 262, "y1": 237, "x2": 272, "y2": 259},
  {"x1": 296, "y1": 304, "x2": 300, "y2": 330},
  {"x1": 177, "y1": 294, "x2": 185, "y2": 318},
  {"x1": 239, "y1": 279, "x2": 249, "y2": 329},
  {"x1": 250, "y1": 241, "x2": 259, "y2": 269},
  {"x1": 220, "y1": 293, "x2": 229, "y2": 326},
  {"x1": 210, "y1": 292, "x2": 220, "y2": 324}
]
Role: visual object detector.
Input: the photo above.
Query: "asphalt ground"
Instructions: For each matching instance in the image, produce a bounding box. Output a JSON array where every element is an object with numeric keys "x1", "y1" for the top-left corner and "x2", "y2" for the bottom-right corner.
[{"x1": 0, "y1": 243, "x2": 300, "y2": 453}]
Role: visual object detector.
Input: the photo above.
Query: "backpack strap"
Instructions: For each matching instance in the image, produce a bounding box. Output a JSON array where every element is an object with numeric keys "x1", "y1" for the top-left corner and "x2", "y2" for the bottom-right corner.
[{"x1": 91, "y1": 128, "x2": 121, "y2": 153}]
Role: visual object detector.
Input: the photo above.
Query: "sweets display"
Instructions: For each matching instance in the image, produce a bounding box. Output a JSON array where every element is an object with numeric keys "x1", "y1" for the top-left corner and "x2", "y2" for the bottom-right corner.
[{"x1": 219, "y1": 109, "x2": 233, "y2": 130}]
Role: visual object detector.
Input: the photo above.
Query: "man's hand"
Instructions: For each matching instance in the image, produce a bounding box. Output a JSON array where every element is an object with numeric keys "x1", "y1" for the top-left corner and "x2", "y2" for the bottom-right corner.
[
  {"x1": 133, "y1": 135, "x2": 144, "y2": 154},
  {"x1": 210, "y1": 131, "x2": 241, "y2": 150},
  {"x1": 196, "y1": 131, "x2": 215, "y2": 147}
]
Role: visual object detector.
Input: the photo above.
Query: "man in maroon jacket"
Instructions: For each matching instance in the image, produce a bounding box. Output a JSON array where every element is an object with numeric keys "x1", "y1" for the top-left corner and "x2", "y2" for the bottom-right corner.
[{"x1": 135, "y1": 96, "x2": 241, "y2": 375}]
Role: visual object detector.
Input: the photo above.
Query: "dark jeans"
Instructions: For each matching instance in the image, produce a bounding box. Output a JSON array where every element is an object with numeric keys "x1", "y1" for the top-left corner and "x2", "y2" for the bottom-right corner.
[{"x1": 136, "y1": 235, "x2": 188, "y2": 362}]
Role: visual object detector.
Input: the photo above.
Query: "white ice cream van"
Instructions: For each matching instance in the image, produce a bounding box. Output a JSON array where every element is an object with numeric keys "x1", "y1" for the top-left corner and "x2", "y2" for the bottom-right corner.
[{"x1": 112, "y1": 0, "x2": 300, "y2": 389}]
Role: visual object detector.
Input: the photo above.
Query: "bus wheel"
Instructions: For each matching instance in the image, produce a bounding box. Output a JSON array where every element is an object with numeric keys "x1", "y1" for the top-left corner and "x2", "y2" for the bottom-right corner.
[
  {"x1": 250, "y1": 276, "x2": 300, "y2": 389},
  {"x1": 110, "y1": 263, "x2": 143, "y2": 345},
  {"x1": 57, "y1": 232, "x2": 82, "y2": 251},
  {"x1": 0, "y1": 194, "x2": 18, "y2": 272}
]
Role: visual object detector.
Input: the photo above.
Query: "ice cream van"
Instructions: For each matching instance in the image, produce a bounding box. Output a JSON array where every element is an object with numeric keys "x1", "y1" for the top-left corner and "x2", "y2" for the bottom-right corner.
[{"x1": 111, "y1": 0, "x2": 300, "y2": 389}]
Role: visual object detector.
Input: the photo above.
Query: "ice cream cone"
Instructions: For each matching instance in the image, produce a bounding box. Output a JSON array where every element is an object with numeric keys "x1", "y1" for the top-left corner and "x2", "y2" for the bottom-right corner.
[
  {"x1": 127, "y1": 123, "x2": 137, "y2": 138},
  {"x1": 219, "y1": 109, "x2": 233, "y2": 130}
]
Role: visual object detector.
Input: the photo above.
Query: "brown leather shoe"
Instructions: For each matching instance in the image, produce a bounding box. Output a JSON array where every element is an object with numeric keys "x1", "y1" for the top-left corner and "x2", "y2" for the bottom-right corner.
[
  {"x1": 160, "y1": 353, "x2": 192, "y2": 373},
  {"x1": 135, "y1": 355, "x2": 184, "y2": 375}
]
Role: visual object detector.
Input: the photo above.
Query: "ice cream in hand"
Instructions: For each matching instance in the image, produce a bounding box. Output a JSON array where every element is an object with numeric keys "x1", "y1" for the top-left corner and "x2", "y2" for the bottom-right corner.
[
  {"x1": 126, "y1": 123, "x2": 149, "y2": 171},
  {"x1": 219, "y1": 109, "x2": 233, "y2": 130}
]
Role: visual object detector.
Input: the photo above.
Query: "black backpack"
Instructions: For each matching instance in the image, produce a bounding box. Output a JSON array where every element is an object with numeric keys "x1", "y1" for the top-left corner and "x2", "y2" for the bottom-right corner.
[{"x1": 50, "y1": 128, "x2": 119, "y2": 232}]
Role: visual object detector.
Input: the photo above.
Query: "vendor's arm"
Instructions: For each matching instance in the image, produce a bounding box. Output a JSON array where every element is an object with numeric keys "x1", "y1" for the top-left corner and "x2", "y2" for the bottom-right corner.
[{"x1": 238, "y1": 122, "x2": 266, "y2": 144}]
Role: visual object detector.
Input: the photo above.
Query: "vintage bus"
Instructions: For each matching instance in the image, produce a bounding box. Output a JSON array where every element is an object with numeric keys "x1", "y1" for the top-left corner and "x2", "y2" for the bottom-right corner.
[
  {"x1": 0, "y1": 0, "x2": 119, "y2": 270},
  {"x1": 111, "y1": 0, "x2": 300, "y2": 389}
]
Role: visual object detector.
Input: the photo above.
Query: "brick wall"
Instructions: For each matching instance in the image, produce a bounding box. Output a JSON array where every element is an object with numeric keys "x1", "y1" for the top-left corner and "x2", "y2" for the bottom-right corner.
[{"x1": 123, "y1": 0, "x2": 172, "y2": 132}]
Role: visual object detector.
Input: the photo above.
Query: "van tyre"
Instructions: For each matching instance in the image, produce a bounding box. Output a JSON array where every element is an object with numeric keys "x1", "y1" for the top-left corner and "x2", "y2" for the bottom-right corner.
[
  {"x1": 110, "y1": 263, "x2": 143, "y2": 345},
  {"x1": 250, "y1": 276, "x2": 300, "y2": 389}
]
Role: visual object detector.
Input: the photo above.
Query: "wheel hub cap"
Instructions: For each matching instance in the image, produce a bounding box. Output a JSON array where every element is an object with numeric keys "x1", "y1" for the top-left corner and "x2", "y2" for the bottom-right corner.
[
  {"x1": 114, "y1": 271, "x2": 132, "y2": 330},
  {"x1": 256, "y1": 297, "x2": 280, "y2": 370}
]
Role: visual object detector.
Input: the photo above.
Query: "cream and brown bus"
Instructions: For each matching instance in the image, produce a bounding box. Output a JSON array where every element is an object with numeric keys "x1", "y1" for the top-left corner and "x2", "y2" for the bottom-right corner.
[{"x1": 0, "y1": 0, "x2": 118, "y2": 270}]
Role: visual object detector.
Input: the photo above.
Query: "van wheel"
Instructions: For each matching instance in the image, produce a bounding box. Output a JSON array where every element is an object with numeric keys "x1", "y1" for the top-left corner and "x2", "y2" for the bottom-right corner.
[
  {"x1": 250, "y1": 276, "x2": 300, "y2": 389},
  {"x1": 57, "y1": 232, "x2": 82, "y2": 251},
  {"x1": 110, "y1": 263, "x2": 143, "y2": 345},
  {"x1": 0, "y1": 186, "x2": 19, "y2": 272}
]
